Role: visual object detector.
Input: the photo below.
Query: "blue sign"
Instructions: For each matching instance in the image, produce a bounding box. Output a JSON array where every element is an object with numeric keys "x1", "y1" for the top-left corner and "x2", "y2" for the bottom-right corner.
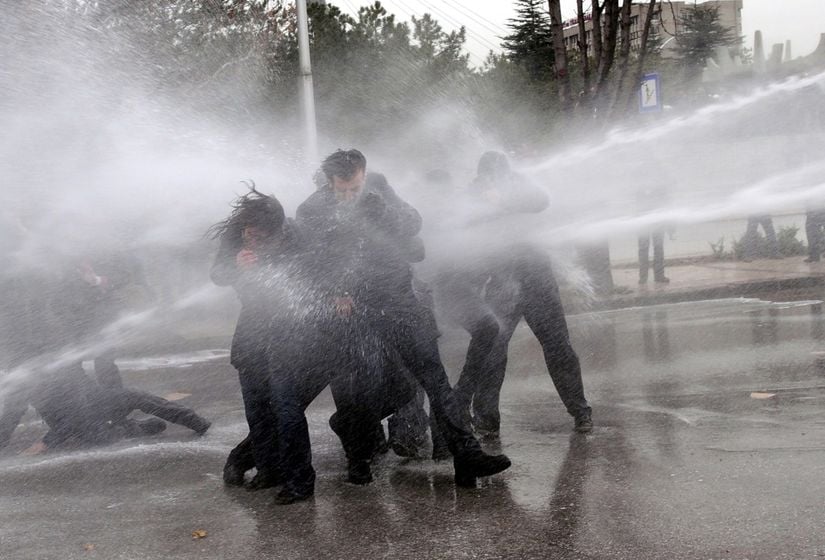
[{"x1": 639, "y1": 72, "x2": 662, "y2": 113}]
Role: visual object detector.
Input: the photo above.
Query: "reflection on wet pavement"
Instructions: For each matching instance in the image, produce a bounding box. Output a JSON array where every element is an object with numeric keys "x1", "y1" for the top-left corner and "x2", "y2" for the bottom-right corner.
[{"x1": 2, "y1": 298, "x2": 825, "y2": 559}]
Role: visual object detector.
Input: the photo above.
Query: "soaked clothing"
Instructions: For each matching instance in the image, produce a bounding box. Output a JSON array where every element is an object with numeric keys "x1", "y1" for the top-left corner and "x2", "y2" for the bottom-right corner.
[
  {"x1": 449, "y1": 246, "x2": 590, "y2": 432},
  {"x1": 211, "y1": 220, "x2": 303, "y2": 478},
  {"x1": 273, "y1": 173, "x2": 481, "y2": 496},
  {"x1": 0, "y1": 363, "x2": 208, "y2": 450},
  {"x1": 398, "y1": 171, "x2": 589, "y2": 434}
]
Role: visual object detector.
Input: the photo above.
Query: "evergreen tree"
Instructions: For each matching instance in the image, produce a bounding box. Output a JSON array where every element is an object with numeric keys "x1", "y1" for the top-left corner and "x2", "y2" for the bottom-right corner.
[
  {"x1": 674, "y1": 4, "x2": 739, "y2": 72},
  {"x1": 502, "y1": 0, "x2": 555, "y2": 83}
]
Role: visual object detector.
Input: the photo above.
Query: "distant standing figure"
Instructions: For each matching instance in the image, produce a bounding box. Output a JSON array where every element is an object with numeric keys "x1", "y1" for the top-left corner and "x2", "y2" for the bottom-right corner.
[
  {"x1": 742, "y1": 214, "x2": 780, "y2": 261},
  {"x1": 805, "y1": 207, "x2": 825, "y2": 263},
  {"x1": 637, "y1": 186, "x2": 670, "y2": 284}
]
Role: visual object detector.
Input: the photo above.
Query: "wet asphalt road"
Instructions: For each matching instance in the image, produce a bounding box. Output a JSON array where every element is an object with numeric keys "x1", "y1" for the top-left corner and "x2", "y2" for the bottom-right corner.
[{"x1": 1, "y1": 297, "x2": 825, "y2": 559}]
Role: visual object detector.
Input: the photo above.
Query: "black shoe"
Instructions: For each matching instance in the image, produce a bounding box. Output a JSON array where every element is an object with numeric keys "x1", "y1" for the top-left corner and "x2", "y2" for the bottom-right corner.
[
  {"x1": 654, "y1": 276, "x2": 670, "y2": 284},
  {"x1": 805, "y1": 257, "x2": 820, "y2": 263},
  {"x1": 453, "y1": 451, "x2": 511, "y2": 488},
  {"x1": 274, "y1": 487, "x2": 313, "y2": 505},
  {"x1": 574, "y1": 415, "x2": 593, "y2": 434},
  {"x1": 191, "y1": 418, "x2": 211, "y2": 436},
  {"x1": 223, "y1": 464, "x2": 246, "y2": 487},
  {"x1": 347, "y1": 460, "x2": 373, "y2": 485},
  {"x1": 388, "y1": 417, "x2": 426, "y2": 458},
  {"x1": 245, "y1": 470, "x2": 280, "y2": 491}
]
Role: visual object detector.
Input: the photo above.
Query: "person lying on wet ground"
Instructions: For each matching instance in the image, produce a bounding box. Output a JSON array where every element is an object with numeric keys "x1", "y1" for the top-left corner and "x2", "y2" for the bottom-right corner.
[{"x1": 0, "y1": 362, "x2": 209, "y2": 454}]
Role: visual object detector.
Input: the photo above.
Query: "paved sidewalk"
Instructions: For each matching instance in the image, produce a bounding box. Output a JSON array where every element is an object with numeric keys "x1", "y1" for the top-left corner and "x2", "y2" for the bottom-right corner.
[{"x1": 601, "y1": 256, "x2": 825, "y2": 309}]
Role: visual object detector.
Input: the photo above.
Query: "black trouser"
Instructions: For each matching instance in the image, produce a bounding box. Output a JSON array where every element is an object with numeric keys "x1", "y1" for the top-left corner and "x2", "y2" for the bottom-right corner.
[
  {"x1": 329, "y1": 350, "x2": 417, "y2": 463},
  {"x1": 225, "y1": 434, "x2": 256, "y2": 474},
  {"x1": 638, "y1": 228, "x2": 666, "y2": 281},
  {"x1": 100, "y1": 388, "x2": 207, "y2": 432},
  {"x1": 807, "y1": 211, "x2": 825, "y2": 261},
  {"x1": 456, "y1": 254, "x2": 590, "y2": 433},
  {"x1": 742, "y1": 215, "x2": 779, "y2": 260},
  {"x1": 237, "y1": 365, "x2": 279, "y2": 476},
  {"x1": 270, "y1": 308, "x2": 482, "y2": 496}
]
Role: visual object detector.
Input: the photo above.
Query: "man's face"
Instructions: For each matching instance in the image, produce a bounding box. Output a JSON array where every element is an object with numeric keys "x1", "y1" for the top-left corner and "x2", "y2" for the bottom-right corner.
[{"x1": 331, "y1": 169, "x2": 366, "y2": 204}]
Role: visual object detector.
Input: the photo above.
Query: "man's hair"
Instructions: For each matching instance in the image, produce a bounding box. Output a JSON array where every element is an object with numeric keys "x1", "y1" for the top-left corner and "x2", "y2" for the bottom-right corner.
[
  {"x1": 321, "y1": 149, "x2": 367, "y2": 182},
  {"x1": 208, "y1": 183, "x2": 285, "y2": 240}
]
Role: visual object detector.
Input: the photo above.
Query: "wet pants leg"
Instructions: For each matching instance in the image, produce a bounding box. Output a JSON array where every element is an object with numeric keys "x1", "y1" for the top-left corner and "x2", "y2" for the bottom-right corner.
[
  {"x1": 520, "y1": 259, "x2": 591, "y2": 420},
  {"x1": 391, "y1": 325, "x2": 481, "y2": 458},
  {"x1": 638, "y1": 233, "x2": 651, "y2": 281},
  {"x1": 238, "y1": 366, "x2": 279, "y2": 475},
  {"x1": 269, "y1": 366, "x2": 331, "y2": 497},
  {"x1": 110, "y1": 389, "x2": 209, "y2": 432},
  {"x1": 651, "y1": 228, "x2": 666, "y2": 281}
]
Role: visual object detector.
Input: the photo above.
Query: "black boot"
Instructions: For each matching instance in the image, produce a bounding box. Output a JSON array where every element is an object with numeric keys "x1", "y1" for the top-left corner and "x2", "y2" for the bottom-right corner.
[
  {"x1": 453, "y1": 451, "x2": 511, "y2": 488},
  {"x1": 347, "y1": 459, "x2": 373, "y2": 485},
  {"x1": 223, "y1": 463, "x2": 246, "y2": 486},
  {"x1": 190, "y1": 417, "x2": 211, "y2": 436},
  {"x1": 246, "y1": 469, "x2": 280, "y2": 491}
]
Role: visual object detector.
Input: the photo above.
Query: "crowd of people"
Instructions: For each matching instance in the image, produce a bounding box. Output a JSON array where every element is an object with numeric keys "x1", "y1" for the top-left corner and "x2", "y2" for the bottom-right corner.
[{"x1": 0, "y1": 148, "x2": 593, "y2": 506}]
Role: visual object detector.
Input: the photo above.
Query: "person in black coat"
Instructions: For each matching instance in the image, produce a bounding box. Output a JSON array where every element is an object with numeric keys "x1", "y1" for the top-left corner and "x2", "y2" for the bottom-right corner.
[
  {"x1": 0, "y1": 361, "x2": 209, "y2": 454},
  {"x1": 209, "y1": 188, "x2": 302, "y2": 489},
  {"x1": 394, "y1": 152, "x2": 591, "y2": 438},
  {"x1": 277, "y1": 149, "x2": 510, "y2": 504}
]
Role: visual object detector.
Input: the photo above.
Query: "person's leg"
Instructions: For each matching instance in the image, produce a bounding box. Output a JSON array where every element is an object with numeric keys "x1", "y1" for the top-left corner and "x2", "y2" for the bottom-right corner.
[
  {"x1": 119, "y1": 389, "x2": 210, "y2": 434},
  {"x1": 269, "y1": 360, "x2": 332, "y2": 504},
  {"x1": 518, "y1": 255, "x2": 592, "y2": 430},
  {"x1": 468, "y1": 311, "x2": 521, "y2": 435},
  {"x1": 652, "y1": 229, "x2": 667, "y2": 282},
  {"x1": 760, "y1": 217, "x2": 780, "y2": 258},
  {"x1": 391, "y1": 319, "x2": 511, "y2": 487},
  {"x1": 387, "y1": 386, "x2": 428, "y2": 457},
  {"x1": 742, "y1": 217, "x2": 759, "y2": 261},
  {"x1": 806, "y1": 213, "x2": 821, "y2": 262},
  {"x1": 237, "y1": 366, "x2": 279, "y2": 487},
  {"x1": 223, "y1": 434, "x2": 255, "y2": 486},
  {"x1": 638, "y1": 233, "x2": 651, "y2": 283}
]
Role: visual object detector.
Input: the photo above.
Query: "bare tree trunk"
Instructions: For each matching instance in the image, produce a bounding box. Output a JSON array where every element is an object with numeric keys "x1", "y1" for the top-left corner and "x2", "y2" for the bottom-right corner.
[
  {"x1": 576, "y1": 0, "x2": 590, "y2": 94},
  {"x1": 597, "y1": 0, "x2": 620, "y2": 88},
  {"x1": 592, "y1": 0, "x2": 604, "y2": 76},
  {"x1": 548, "y1": 0, "x2": 572, "y2": 110},
  {"x1": 625, "y1": 0, "x2": 658, "y2": 112},
  {"x1": 608, "y1": 0, "x2": 634, "y2": 116},
  {"x1": 619, "y1": 0, "x2": 632, "y2": 61}
]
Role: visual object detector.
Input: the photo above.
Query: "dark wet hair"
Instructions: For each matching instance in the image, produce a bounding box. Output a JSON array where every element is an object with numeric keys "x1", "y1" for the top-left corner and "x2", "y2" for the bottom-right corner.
[
  {"x1": 476, "y1": 151, "x2": 510, "y2": 178},
  {"x1": 321, "y1": 149, "x2": 367, "y2": 182},
  {"x1": 207, "y1": 182, "x2": 285, "y2": 241}
]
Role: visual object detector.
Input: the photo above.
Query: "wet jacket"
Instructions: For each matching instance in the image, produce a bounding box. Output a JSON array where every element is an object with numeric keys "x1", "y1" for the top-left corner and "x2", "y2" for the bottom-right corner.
[
  {"x1": 211, "y1": 219, "x2": 303, "y2": 371},
  {"x1": 296, "y1": 173, "x2": 434, "y2": 336}
]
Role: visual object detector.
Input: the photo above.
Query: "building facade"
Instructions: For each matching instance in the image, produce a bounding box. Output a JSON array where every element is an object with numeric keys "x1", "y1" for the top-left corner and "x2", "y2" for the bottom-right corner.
[{"x1": 562, "y1": 0, "x2": 743, "y2": 56}]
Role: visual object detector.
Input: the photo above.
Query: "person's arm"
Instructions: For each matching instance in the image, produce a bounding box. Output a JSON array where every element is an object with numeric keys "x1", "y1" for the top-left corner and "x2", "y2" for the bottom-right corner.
[
  {"x1": 364, "y1": 173, "x2": 423, "y2": 238},
  {"x1": 0, "y1": 391, "x2": 30, "y2": 450}
]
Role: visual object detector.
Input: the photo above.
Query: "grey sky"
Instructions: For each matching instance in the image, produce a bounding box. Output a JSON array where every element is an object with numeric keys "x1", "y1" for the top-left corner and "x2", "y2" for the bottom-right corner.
[{"x1": 337, "y1": 1, "x2": 825, "y2": 67}]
